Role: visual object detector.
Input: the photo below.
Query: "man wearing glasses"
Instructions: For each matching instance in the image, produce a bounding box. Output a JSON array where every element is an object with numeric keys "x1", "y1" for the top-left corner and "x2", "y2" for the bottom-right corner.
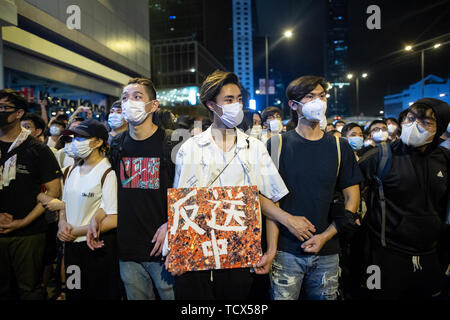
[{"x1": 359, "y1": 98, "x2": 450, "y2": 299}]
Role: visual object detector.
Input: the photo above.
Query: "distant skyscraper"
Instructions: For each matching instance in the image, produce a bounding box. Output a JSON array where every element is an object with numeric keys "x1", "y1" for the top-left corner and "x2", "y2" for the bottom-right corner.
[
  {"x1": 325, "y1": 0, "x2": 350, "y2": 116},
  {"x1": 232, "y1": 0, "x2": 255, "y2": 98}
]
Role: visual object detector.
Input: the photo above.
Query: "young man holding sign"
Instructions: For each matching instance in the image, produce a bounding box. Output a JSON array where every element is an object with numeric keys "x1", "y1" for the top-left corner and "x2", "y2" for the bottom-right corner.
[{"x1": 165, "y1": 70, "x2": 316, "y2": 300}]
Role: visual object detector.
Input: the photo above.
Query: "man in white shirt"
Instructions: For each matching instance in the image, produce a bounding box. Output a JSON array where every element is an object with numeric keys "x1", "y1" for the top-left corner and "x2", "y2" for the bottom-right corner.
[{"x1": 166, "y1": 70, "x2": 316, "y2": 300}]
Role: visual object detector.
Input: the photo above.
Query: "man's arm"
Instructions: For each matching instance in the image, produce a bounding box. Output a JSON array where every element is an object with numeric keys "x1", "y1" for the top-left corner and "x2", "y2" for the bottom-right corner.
[
  {"x1": 39, "y1": 99, "x2": 49, "y2": 126},
  {"x1": 259, "y1": 194, "x2": 316, "y2": 242},
  {"x1": 254, "y1": 217, "x2": 279, "y2": 274},
  {"x1": 0, "y1": 178, "x2": 60, "y2": 234}
]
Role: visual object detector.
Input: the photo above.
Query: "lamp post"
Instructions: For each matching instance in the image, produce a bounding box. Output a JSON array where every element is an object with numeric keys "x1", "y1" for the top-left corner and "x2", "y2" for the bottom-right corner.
[
  {"x1": 347, "y1": 72, "x2": 368, "y2": 116},
  {"x1": 264, "y1": 30, "x2": 293, "y2": 108},
  {"x1": 404, "y1": 42, "x2": 444, "y2": 98}
]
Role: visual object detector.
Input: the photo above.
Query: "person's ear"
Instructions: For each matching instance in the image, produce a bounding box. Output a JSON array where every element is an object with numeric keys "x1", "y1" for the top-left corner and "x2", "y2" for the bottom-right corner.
[
  {"x1": 206, "y1": 101, "x2": 215, "y2": 112},
  {"x1": 36, "y1": 128, "x2": 43, "y2": 137},
  {"x1": 16, "y1": 109, "x2": 25, "y2": 121},
  {"x1": 288, "y1": 100, "x2": 298, "y2": 111},
  {"x1": 148, "y1": 100, "x2": 159, "y2": 114}
]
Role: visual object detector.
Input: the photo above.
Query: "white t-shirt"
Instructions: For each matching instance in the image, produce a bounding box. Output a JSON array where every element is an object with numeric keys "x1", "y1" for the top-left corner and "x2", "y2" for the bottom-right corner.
[
  {"x1": 174, "y1": 125, "x2": 289, "y2": 202},
  {"x1": 55, "y1": 148, "x2": 75, "y2": 169},
  {"x1": 62, "y1": 158, "x2": 118, "y2": 242}
]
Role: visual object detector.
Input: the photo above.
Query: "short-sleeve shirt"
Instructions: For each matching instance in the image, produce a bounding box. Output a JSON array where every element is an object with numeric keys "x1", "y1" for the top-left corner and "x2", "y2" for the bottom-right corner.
[
  {"x1": 174, "y1": 126, "x2": 289, "y2": 202},
  {"x1": 63, "y1": 158, "x2": 117, "y2": 242},
  {"x1": 0, "y1": 136, "x2": 62, "y2": 237},
  {"x1": 268, "y1": 130, "x2": 363, "y2": 256}
]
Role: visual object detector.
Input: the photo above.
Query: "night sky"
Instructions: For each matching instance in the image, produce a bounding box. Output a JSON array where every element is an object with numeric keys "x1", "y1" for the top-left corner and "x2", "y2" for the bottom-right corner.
[{"x1": 254, "y1": 0, "x2": 450, "y2": 116}]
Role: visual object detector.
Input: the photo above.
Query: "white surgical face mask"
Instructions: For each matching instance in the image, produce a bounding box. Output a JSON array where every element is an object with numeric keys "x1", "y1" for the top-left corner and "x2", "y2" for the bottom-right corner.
[
  {"x1": 336, "y1": 125, "x2": 344, "y2": 133},
  {"x1": 387, "y1": 124, "x2": 398, "y2": 134},
  {"x1": 372, "y1": 130, "x2": 389, "y2": 143},
  {"x1": 269, "y1": 119, "x2": 282, "y2": 132},
  {"x1": 108, "y1": 113, "x2": 124, "y2": 129},
  {"x1": 400, "y1": 121, "x2": 434, "y2": 148},
  {"x1": 251, "y1": 125, "x2": 262, "y2": 137},
  {"x1": 294, "y1": 98, "x2": 327, "y2": 122},
  {"x1": 214, "y1": 102, "x2": 244, "y2": 128},
  {"x1": 122, "y1": 100, "x2": 152, "y2": 126},
  {"x1": 72, "y1": 138, "x2": 94, "y2": 159},
  {"x1": 50, "y1": 126, "x2": 61, "y2": 136},
  {"x1": 364, "y1": 139, "x2": 373, "y2": 147},
  {"x1": 64, "y1": 142, "x2": 76, "y2": 158},
  {"x1": 447, "y1": 122, "x2": 450, "y2": 134}
]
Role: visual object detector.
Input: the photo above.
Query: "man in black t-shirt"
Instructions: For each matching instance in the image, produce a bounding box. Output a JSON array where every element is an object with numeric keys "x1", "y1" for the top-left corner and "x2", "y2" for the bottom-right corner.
[
  {"x1": 268, "y1": 76, "x2": 363, "y2": 300},
  {"x1": 0, "y1": 89, "x2": 61, "y2": 300},
  {"x1": 109, "y1": 78, "x2": 175, "y2": 300}
]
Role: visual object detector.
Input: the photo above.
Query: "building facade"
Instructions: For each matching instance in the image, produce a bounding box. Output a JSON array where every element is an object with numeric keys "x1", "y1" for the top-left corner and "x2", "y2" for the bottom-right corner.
[
  {"x1": 384, "y1": 74, "x2": 450, "y2": 118},
  {"x1": 0, "y1": 0, "x2": 150, "y2": 120},
  {"x1": 324, "y1": 0, "x2": 350, "y2": 117}
]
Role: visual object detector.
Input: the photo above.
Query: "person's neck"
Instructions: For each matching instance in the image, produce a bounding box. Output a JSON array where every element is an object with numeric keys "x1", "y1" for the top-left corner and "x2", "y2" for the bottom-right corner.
[
  {"x1": 295, "y1": 119, "x2": 323, "y2": 141},
  {"x1": 112, "y1": 124, "x2": 128, "y2": 136},
  {"x1": 0, "y1": 122, "x2": 22, "y2": 143},
  {"x1": 129, "y1": 116, "x2": 158, "y2": 141},
  {"x1": 211, "y1": 118, "x2": 237, "y2": 152},
  {"x1": 50, "y1": 135, "x2": 59, "y2": 142},
  {"x1": 83, "y1": 150, "x2": 103, "y2": 168}
]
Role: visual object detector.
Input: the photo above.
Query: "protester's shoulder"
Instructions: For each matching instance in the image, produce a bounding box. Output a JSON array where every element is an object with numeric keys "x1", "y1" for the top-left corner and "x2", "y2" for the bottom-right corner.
[
  {"x1": 110, "y1": 131, "x2": 127, "y2": 149},
  {"x1": 357, "y1": 145, "x2": 379, "y2": 166},
  {"x1": 26, "y1": 136, "x2": 55, "y2": 156}
]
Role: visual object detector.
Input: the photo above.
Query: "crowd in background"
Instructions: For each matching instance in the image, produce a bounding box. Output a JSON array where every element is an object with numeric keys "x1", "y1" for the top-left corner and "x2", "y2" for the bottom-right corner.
[{"x1": 0, "y1": 70, "x2": 449, "y2": 301}]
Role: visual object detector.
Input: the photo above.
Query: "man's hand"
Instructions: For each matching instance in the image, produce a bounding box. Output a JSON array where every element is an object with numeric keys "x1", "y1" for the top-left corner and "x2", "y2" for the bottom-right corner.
[
  {"x1": 86, "y1": 218, "x2": 104, "y2": 251},
  {"x1": 301, "y1": 234, "x2": 327, "y2": 254},
  {"x1": 286, "y1": 215, "x2": 316, "y2": 242},
  {"x1": 0, "y1": 213, "x2": 13, "y2": 225},
  {"x1": 45, "y1": 199, "x2": 65, "y2": 212},
  {"x1": 0, "y1": 218, "x2": 25, "y2": 234},
  {"x1": 150, "y1": 223, "x2": 167, "y2": 257},
  {"x1": 254, "y1": 251, "x2": 276, "y2": 274},
  {"x1": 57, "y1": 221, "x2": 76, "y2": 242}
]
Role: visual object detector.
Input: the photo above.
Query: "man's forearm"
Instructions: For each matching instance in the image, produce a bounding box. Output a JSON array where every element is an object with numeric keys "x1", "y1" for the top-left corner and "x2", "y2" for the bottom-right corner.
[
  {"x1": 265, "y1": 217, "x2": 279, "y2": 256},
  {"x1": 99, "y1": 214, "x2": 118, "y2": 233},
  {"x1": 321, "y1": 224, "x2": 338, "y2": 242},
  {"x1": 21, "y1": 203, "x2": 46, "y2": 227},
  {"x1": 259, "y1": 195, "x2": 290, "y2": 228},
  {"x1": 343, "y1": 185, "x2": 360, "y2": 213}
]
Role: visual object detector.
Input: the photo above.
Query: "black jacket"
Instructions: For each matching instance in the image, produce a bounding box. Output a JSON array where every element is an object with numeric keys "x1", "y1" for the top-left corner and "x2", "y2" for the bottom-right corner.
[{"x1": 359, "y1": 98, "x2": 450, "y2": 255}]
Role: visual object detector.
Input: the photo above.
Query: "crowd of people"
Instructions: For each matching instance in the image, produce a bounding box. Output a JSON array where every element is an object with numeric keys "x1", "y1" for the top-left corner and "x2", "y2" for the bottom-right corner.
[{"x1": 0, "y1": 70, "x2": 449, "y2": 301}]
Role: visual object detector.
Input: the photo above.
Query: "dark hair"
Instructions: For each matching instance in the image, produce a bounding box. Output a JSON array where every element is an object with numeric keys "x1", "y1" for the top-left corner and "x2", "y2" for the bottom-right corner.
[
  {"x1": 261, "y1": 106, "x2": 282, "y2": 125},
  {"x1": 409, "y1": 103, "x2": 435, "y2": 120},
  {"x1": 335, "y1": 120, "x2": 346, "y2": 126},
  {"x1": 0, "y1": 89, "x2": 28, "y2": 115},
  {"x1": 398, "y1": 108, "x2": 409, "y2": 124},
  {"x1": 50, "y1": 120, "x2": 66, "y2": 129},
  {"x1": 126, "y1": 77, "x2": 157, "y2": 100},
  {"x1": 110, "y1": 100, "x2": 122, "y2": 109},
  {"x1": 368, "y1": 119, "x2": 387, "y2": 132},
  {"x1": 153, "y1": 109, "x2": 176, "y2": 130},
  {"x1": 199, "y1": 70, "x2": 240, "y2": 114},
  {"x1": 237, "y1": 109, "x2": 254, "y2": 132},
  {"x1": 386, "y1": 117, "x2": 399, "y2": 126},
  {"x1": 175, "y1": 115, "x2": 195, "y2": 130},
  {"x1": 286, "y1": 76, "x2": 328, "y2": 127},
  {"x1": 56, "y1": 114, "x2": 69, "y2": 122},
  {"x1": 68, "y1": 116, "x2": 85, "y2": 128},
  {"x1": 21, "y1": 113, "x2": 46, "y2": 136},
  {"x1": 327, "y1": 123, "x2": 335, "y2": 127},
  {"x1": 341, "y1": 123, "x2": 362, "y2": 138}
]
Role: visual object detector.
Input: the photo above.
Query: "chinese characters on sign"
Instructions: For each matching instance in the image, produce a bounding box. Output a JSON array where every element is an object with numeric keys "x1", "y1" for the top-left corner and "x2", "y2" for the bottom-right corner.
[{"x1": 167, "y1": 186, "x2": 262, "y2": 272}]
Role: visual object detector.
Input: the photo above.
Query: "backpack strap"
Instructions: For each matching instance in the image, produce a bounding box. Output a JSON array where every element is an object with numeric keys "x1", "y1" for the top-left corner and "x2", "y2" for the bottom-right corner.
[
  {"x1": 270, "y1": 134, "x2": 283, "y2": 170},
  {"x1": 62, "y1": 165, "x2": 76, "y2": 185},
  {"x1": 101, "y1": 167, "x2": 113, "y2": 188},
  {"x1": 335, "y1": 136, "x2": 341, "y2": 177},
  {"x1": 374, "y1": 142, "x2": 392, "y2": 247}
]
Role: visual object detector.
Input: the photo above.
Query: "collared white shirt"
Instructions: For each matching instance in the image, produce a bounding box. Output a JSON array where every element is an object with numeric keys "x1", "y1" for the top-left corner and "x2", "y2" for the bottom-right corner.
[{"x1": 173, "y1": 125, "x2": 289, "y2": 202}]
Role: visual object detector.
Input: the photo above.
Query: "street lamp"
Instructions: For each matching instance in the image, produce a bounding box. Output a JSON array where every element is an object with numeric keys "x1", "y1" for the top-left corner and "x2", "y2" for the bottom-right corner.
[
  {"x1": 347, "y1": 72, "x2": 368, "y2": 116},
  {"x1": 265, "y1": 30, "x2": 294, "y2": 108},
  {"x1": 403, "y1": 42, "x2": 444, "y2": 97}
]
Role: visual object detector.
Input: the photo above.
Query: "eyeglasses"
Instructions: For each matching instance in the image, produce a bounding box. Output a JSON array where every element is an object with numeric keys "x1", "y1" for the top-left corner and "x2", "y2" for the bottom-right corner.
[
  {"x1": 405, "y1": 113, "x2": 436, "y2": 129},
  {"x1": 371, "y1": 127, "x2": 388, "y2": 133}
]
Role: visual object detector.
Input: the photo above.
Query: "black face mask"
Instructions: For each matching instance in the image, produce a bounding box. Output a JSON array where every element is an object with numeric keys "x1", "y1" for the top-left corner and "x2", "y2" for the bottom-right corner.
[{"x1": 0, "y1": 110, "x2": 17, "y2": 128}]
